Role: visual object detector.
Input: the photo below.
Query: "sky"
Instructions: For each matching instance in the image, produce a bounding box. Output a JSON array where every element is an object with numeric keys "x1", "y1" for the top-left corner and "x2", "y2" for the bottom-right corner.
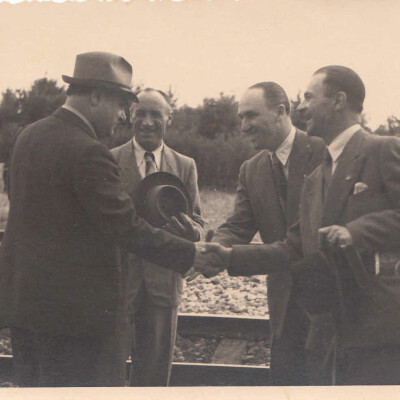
[{"x1": 1, "y1": 0, "x2": 400, "y2": 129}]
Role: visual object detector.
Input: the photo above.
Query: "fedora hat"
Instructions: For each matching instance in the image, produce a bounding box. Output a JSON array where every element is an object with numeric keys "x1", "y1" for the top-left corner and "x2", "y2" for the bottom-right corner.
[
  {"x1": 62, "y1": 52, "x2": 138, "y2": 102},
  {"x1": 134, "y1": 172, "x2": 193, "y2": 228}
]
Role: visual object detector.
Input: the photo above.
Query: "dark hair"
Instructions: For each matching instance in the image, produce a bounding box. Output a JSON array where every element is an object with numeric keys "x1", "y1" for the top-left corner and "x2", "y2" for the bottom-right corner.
[
  {"x1": 66, "y1": 84, "x2": 94, "y2": 96},
  {"x1": 249, "y1": 81, "x2": 290, "y2": 114},
  {"x1": 314, "y1": 65, "x2": 365, "y2": 113}
]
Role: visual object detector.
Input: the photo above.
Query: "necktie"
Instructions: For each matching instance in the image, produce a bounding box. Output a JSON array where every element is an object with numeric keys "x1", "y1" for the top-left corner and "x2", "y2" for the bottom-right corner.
[
  {"x1": 271, "y1": 152, "x2": 287, "y2": 208},
  {"x1": 144, "y1": 151, "x2": 157, "y2": 176},
  {"x1": 322, "y1": 148, "x2": 332, "y2": 200}
]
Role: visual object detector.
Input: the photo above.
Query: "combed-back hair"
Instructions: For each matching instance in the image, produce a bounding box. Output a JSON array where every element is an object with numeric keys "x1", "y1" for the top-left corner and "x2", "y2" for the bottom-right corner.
[
  {"x1": 138, "y1": 88, "x2": 171, "y2": 107},
  {"x1": 66, "y1": 84, "x2": 94, "y2": 96},
  {"x1": 314, "y1": 65, "x2": 365, "y2": 113},
  {"x1": 249, "y1": 81, "x2": 291, "y2": 114}
]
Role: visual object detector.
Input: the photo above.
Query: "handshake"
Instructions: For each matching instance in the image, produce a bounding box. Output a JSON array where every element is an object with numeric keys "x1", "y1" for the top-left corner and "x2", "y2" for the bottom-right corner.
[
  {"x1": 163, "y1": 217, "x2": 232, "y2": 282},
  {"x1": 185, "y1": 240, "x2": 232, "y2": 282}
]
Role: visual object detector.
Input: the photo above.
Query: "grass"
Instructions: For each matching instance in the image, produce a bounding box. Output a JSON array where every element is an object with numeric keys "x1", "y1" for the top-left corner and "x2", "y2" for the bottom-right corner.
[{"x1": 199, "y1": 187, "x2": 236, "y2": 232}]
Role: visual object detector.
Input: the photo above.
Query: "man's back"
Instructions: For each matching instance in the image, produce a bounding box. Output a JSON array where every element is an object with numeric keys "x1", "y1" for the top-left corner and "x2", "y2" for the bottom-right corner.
[{"x1": 0, "y1": 108, "x2": 126, "y2": 337}]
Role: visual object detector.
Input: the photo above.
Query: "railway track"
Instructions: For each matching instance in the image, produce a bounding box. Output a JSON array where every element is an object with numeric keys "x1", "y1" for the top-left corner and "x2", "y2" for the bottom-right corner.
[
  {"x1": 0, "y1": 314, "x2": 270, "y2": 386},
  {"x1": 0, "y1": 230, "x2": 270, "y2": 386}
]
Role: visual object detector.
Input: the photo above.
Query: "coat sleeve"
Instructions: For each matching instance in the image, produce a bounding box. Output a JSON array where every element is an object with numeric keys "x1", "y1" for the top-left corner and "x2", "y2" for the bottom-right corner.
[
  {"x1": 72, "y1": 142, "x2": 195, "y2": 274},
  {"x1": 227, "y1": 219, "x2": 303, "y2": 276},
  {"x1": 213, "y1": 161, "x2": 259, "y2": 246},
  {"x1": 347, "y1": 137, "x2": 400, "y2": 253},
  {"x1": 185, "y1": 158, "x2": 205, "y2": 230}
]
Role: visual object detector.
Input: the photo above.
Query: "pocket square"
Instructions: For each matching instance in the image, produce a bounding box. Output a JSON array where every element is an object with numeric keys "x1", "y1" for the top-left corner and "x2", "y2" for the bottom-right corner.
[{"x1": 353, "y1": 181, "x2": 368, "y2": 195}]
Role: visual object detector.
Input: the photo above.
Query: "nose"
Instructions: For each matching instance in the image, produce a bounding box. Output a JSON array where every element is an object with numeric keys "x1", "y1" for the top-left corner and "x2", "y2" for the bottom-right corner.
[
  {"x1": 118, "y1": 108, "x2": 126, "y2": 124},
  {"x1": 297, "y1": 100, "x2": 306, "y2": 113},
  {"x1": 241, "y1": 119, "x2": 251, "y2": 134},
  {"x1": 142, "y1": 113, "x2": 154, "y2": 127}
]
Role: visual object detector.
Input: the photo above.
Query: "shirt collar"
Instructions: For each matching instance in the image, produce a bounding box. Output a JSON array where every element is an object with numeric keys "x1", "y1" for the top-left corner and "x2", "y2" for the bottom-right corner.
[
  {"x1": 328, "y1": 124, "x2": 361, "y2": 163},
  {"x1": 62, "y1": 105, "x2": 97, "y2": 139},
  {"x1": 132, "y1": 137, "x2": 164, "y2": 169},
  {"x1": 273, "y1": 125, "x2": 296, "y2": 166}
]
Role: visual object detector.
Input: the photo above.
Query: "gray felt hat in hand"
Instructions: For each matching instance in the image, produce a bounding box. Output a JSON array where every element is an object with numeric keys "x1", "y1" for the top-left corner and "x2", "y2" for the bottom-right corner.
[{"x1": 135, "y1": 172, "x2": 193, "y2": 228}]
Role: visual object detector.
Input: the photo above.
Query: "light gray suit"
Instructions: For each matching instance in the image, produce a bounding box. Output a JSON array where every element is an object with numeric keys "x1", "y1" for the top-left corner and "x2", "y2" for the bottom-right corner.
[{"x1": 111, "y1": 140, "x2": 203, "y2": 386}]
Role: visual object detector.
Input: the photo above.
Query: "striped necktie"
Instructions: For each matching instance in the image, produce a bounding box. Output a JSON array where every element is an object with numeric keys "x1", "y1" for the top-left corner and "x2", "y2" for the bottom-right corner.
[{"x1": 144, "y1": 151, "x2": 157, "y2": 176}]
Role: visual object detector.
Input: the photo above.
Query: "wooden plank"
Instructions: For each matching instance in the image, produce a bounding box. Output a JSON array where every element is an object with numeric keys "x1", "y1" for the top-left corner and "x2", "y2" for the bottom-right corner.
[
  {"x1": 212, "y1": 338, "x2": 247, "y2": 364},
  {"x1": 177, "y1": 313, "x2": 270, "y2": 339}
]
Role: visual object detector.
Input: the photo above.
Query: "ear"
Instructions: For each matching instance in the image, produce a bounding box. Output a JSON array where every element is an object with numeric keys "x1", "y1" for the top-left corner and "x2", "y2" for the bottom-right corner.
[
  {"x1": 167, "y1": 112, "x2": 172, "y2": 126},
  {"x1": 275, "y1": 104, "x2": 287, "y2": 120},
  {"x1": 90, "y1": 88, "x2": 101, "y2": 107},
  {"x1": 333, "y1": 91, "x2": 346, "y2": 111}
]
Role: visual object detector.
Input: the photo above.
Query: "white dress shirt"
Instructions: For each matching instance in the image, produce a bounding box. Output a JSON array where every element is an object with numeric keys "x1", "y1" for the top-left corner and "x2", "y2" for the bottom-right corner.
[
  {"x1": 132, "y1": 137, "x2": 164, "y2": 179},
  {"x1": 328, "y1": 124, "x2": 361, "y2": 173},
  {"x1": 270, "y1": 125, "x2": 296, "y2": 179}
]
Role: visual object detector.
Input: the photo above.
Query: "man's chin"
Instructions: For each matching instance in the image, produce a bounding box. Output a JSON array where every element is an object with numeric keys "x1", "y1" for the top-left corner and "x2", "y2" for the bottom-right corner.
[{"x1": 306, "y1": 125, "x2": 323, "y2": 138}]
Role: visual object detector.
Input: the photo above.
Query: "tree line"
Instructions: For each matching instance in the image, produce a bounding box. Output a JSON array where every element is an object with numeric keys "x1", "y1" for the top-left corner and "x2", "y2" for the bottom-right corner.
[{"x1": 1, "y1": 78, "x2": 399, "y2": 191}]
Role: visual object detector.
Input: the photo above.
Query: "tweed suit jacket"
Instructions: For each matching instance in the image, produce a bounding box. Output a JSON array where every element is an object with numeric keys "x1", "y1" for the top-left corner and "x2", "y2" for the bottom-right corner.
[
  {"x1": 229, "y1": 129, "x2": 400, "y2": 348},
  {"x1": 0, "y1": 107, "x2": 195, "y2": 337},
  {"x1": 214, "y1": 130, "x2": 325, "y2": 337},
  {"x1": 111, "y1": 141, "x2": 204, "y2": 308}
]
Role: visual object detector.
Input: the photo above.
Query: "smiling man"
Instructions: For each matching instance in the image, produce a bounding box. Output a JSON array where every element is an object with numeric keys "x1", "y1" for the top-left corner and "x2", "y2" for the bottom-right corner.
[
  {"x1": 212, "y1": 82, "x2": 324, "y2": 385},
  {"x1": 206, "y1": 66, "x2": 400, "y2": 385},
  {"x1": 111, "y1": 88, "x2": 204, "y2": 386}
]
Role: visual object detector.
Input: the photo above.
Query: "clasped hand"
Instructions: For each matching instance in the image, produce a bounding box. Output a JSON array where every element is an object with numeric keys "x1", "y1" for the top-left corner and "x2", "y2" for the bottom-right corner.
[{"x1": 184, "y1": 242, "x2": 232, "y2": 282}]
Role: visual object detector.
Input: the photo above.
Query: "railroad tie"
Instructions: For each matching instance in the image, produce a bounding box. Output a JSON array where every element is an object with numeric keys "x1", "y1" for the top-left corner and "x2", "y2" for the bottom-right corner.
[{"x1": 212, "y1": 338, "x2": 247, "y2": 365}]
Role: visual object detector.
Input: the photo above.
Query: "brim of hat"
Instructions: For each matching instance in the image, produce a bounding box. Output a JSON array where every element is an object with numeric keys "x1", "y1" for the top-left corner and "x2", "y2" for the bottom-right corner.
[
  {"x1": 62, "y1": 75, "x2": 138, "y2": 102},
  {"x1": 135, "y1": 172, "x2": 193, "y2": 221}
]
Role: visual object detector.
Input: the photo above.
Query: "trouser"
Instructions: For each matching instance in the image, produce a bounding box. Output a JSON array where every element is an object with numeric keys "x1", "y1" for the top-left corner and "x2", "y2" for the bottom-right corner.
[
  {"x1": 337, "y1": 345, "x2": 400, "y2": 385},
  {"x1": 11, "y1": 326, "x2": 126, "y2": 387},
  {"x1": 269, "y1": 296, "x2": 309, "y2": 385},
  {"x1": 129, "y1": 285, "x2": 178, "y2": 387}
]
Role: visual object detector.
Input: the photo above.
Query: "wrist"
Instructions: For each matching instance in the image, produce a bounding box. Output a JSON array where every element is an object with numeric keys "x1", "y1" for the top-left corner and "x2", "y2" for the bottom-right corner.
[{"x1": 221, "y1": 247, "x2": 232, "y2": 269}]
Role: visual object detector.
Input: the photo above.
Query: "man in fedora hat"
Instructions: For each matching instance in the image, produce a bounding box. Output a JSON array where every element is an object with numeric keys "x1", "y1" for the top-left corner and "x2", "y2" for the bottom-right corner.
[
  {"x1": 111, "y1": 88, "x2": 204, "y2": 386},
  {"x1": 0, "y1": 52, "x2": 211, "y2": 387},
  {"x1": 201, "y1": 66, "x2": 400, "y2": 385}
]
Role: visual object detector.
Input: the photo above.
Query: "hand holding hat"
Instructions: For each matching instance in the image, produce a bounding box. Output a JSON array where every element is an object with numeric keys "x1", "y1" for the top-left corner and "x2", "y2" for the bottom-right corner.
[{"x1": 164, "y1": 212, "x2": 201, "y2": 242}]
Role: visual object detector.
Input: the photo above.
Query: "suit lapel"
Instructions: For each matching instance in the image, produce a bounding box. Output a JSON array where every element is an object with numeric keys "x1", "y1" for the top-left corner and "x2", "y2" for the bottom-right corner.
[
  {"x1": 322, "y1": 130, "x2": 367, "y2": 226},
  {"x1": 286, "y1": 131, "x2": 312, "y2": 225},
  {"x1": 160, "y1": 145, "x2": 178, "y2": 174},
  {"x1": 306, "y1": 167, "x2": 324, "y2": 236},
  {"x1": 118, "y1": 141, "x2": 142, "y2": 198}
]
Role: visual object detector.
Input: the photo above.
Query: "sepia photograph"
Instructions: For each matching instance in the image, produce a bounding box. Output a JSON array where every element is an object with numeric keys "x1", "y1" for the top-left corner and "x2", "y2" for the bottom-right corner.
[{"x1": 0, "y1": 0, "x2": 400, "y2": 398}]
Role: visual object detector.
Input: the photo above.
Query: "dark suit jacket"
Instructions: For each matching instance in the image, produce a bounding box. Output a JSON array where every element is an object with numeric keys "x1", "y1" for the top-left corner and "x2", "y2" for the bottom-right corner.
[
  {"x1": 214, "y1": 129, "x2": 325, "y2": 337},
  {"x1": 229, "y1": 129, "x2": 400, "y2": 348},
  {"x1": 0, "y1": 107, "x2": 194, "y2": 337},
  {"x1": 111, "y1": 141, "x2": 204, "y2": 308}
]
